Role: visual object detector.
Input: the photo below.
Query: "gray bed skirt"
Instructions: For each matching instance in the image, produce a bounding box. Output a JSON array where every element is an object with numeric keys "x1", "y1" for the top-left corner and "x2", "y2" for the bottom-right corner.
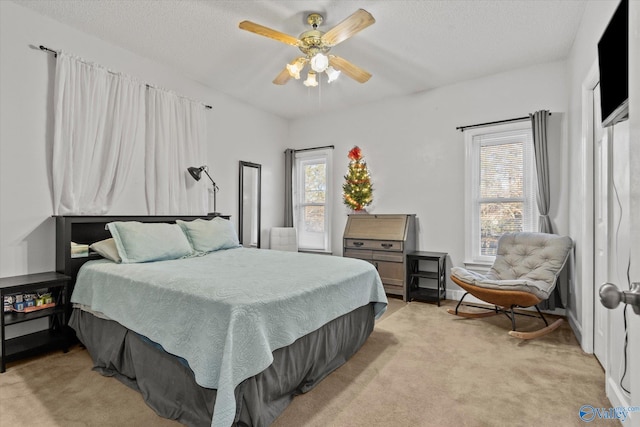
[{"x1": 69, "y1": 303, "x2": 375, "y2": 427}]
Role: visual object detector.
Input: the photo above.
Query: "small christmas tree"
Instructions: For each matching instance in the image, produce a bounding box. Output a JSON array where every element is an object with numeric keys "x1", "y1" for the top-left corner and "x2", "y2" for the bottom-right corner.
[{"x1": 342, "y1": 146, "x2": 373, "y2": 211}]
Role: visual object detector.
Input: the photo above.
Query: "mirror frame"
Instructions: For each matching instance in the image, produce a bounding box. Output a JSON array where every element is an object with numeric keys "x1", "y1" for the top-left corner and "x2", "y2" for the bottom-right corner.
[{"x1": 238, "y1": 161, "x2": 262, "y2": 248}]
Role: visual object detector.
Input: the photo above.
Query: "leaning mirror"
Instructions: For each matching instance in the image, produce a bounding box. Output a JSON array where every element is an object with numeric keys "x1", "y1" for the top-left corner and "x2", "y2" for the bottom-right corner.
[{"x1": 238, "y1": 161, "x2": 261, "y2": 248}]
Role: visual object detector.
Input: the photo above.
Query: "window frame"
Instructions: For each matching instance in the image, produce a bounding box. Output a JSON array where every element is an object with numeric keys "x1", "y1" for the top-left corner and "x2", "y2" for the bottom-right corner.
[
  {"x1": 293, "y1": 148, "x2": 333, "y2": 253},
  {"x1": 464, "y1": 121, "x2": 538, "y2": 268}
]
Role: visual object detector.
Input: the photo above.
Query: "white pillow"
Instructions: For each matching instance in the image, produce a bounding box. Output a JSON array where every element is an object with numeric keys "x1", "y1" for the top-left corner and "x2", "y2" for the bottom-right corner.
[
  {"x1": 107, "y1": 221, "x2": 193, "y2": 263},
  {"x1": 177, "y1": 217, "x2": 241, "y2": 253},
  {"x1": 89, "y1": 238, "x2": 122, "y2": 263}
]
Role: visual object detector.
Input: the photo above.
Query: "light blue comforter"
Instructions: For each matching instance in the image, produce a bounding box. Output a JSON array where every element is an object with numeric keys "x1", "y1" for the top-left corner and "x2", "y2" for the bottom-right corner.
[{"x1": 71, "y1": 247, "x2": 387, "y2": 427}]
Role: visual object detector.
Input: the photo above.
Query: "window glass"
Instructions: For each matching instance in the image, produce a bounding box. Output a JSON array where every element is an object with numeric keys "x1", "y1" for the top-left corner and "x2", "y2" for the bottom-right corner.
[
  {"x1": 464, "y1": 123, "x2": 537, "y2": 264},
  {"x1": 480, "y1": 142, "x2": 523, "y2": 199},
  {"x1": 304, "y1": 162, "x2": 326, "y2": 203},
  {"x1": 294, "y1": 149, "x2": 332, "y2": 252},
  {"x1": 480, "y1": 201, "x2": 524, "y2": 256}
]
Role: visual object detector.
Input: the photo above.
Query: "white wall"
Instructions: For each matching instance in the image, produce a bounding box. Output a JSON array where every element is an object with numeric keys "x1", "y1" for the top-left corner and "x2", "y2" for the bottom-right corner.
[
  {"x1": 0, "y1": 2, "x2": 288, "y2": 282},
  {"x1": 289, "y1": 61, "x2": 569, "y2": 296}
]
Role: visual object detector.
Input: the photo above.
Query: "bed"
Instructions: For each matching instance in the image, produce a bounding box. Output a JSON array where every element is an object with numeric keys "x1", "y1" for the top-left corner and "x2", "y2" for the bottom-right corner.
[{"x1": 56, "y1": 215, "x2": 387, "y2": 427}]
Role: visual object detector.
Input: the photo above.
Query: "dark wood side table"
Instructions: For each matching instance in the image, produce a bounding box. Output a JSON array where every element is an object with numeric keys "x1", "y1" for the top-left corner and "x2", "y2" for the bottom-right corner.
[
  {"x1": 406, "y1": 251, "x2": 448, "y2": 306},
  {"x1": 1, "y1": 272, "x2": 71, "y2": 372}
]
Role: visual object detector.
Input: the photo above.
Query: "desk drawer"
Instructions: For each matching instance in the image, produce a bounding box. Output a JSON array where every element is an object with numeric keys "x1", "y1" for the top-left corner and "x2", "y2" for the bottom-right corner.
[
  {"x1": 343, "y1": 248, "x2": 373, "y2": 260},
  {"x1": 373, "y1": 252, "x2": 403, "y2": 263},
  {"x1": 375, "y1": 261, "x2": 404, "y2": 286},
  {"x1": 344, "y1": 239, "x2": 403, "y2": 252}
]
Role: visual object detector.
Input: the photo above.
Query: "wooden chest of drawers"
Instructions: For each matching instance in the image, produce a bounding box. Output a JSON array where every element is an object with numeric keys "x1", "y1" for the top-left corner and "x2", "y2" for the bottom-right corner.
[{"x1": 342, "y1": 214, "x2": 416, "y2": 300}]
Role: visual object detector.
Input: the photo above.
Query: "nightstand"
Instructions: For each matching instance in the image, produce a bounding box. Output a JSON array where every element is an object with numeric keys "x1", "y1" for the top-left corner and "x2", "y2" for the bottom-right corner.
[
  {"x1": 1, "y1": 272, "x2": 71, "y2": 372},
  {"x1": 406, "y1": 251, "x2": 448, "y2": 306}
]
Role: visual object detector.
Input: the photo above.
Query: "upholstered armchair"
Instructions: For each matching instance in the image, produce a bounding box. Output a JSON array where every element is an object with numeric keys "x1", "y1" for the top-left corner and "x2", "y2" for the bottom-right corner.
[{"x1": 448, "y1": 232, "x2": 573, "y2": 339}]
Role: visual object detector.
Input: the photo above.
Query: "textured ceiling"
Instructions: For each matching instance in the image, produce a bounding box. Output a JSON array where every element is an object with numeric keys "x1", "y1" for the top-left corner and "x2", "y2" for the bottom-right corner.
[{"x1": 14, "y1": 0, "x2": 587, "y2": 119}]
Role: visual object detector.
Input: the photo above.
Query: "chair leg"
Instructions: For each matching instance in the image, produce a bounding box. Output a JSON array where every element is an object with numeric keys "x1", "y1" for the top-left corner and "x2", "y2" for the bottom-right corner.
[
  {"x1": 454, "y1": 292, "x2": 469, "y2": 314},
  {"x1": 510, "y1": 306, "x2": 517, "y2": 331},
  {"x1": 447, "y1": 294, "x2": 502, "y2": 319},
  {"x1": 447, "y1": 298, "x2": 562, "y2": 339},
  {"x1": 507, "y1": 305, "x2": 563, "y2": 339},
  {"x1": 534, "y1": 305, "x2": 549, "y2": 327}
]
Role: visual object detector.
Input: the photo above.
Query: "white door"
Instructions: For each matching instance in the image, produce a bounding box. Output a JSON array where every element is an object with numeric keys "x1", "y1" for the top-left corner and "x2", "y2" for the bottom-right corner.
[
  {"x1": 593, "y1": 87, "x2": 637, "y2": 422},
  {"x1": 629, "y1": 155, "x2": 639, "y2": 424},
  {"x1": 592, "y1": 83, "x2": 609, "y2": 367},
  {"x1": 603, "y1": 120, "x2": 632, "y2": 413},
  {"x1": 611, "y1": 116, "x2": 639, "y2": 422},
  {"x1": 589, "y1": 3, "x2": 638, "y2": 418},
  {"x1": 627, "y1": 3, "x2": 639, "y2": 416}
]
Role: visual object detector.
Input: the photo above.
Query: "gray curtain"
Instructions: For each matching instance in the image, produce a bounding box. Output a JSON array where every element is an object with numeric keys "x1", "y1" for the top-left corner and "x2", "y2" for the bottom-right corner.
[
  {"x1": 284, "y1": 149, "x2": 295, "y2": 227},
  {"x1": 531, "y1": 110, "x2": 564, "y2": 310},
  {"x1": 531, "y1": 110, "x2": 553, "y2": 234}
]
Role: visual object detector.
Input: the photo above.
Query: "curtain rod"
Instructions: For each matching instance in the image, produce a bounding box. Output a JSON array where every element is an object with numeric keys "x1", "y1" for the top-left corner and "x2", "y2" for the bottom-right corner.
[
  {"x1": 294, "y1": 145, "x2": 335, "y2": 153},
  {"x1": 39, "y1": 45, "x2": 58, "y2": 56},
  {"x1": 38, "y1": 45, "x2": 213, "y2": 110},
  {"x1": 456, "y1": 112, "x2": 551, "y2": 132}
]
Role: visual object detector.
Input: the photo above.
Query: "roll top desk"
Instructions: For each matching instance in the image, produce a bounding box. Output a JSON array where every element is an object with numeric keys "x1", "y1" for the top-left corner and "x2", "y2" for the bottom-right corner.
[{"x1": 342, "y1": 214, "x2": 416, "y2": 301}]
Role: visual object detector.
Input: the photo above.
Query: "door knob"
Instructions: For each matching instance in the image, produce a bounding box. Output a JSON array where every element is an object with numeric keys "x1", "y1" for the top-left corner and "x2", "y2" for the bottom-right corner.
[{"x1": 599, "y1": 282, "x2": 640, "y2": 315}]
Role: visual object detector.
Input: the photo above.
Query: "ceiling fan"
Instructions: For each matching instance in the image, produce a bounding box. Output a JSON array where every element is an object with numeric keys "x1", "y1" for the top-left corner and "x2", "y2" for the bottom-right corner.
[{"x1": 239, "y1": 9, "x2": 375, "y2": 87}]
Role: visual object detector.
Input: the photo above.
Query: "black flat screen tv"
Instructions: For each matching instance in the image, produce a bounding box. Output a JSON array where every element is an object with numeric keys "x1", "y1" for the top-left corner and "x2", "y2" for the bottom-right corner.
[{"x1": 597, "y1": 0, "x2": 629, "y2": 127}]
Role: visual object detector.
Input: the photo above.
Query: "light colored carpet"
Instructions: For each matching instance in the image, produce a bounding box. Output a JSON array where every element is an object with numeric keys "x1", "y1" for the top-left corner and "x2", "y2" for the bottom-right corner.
[{"x1": 1, "y1": 298, "x2": 612, "y2": 426}]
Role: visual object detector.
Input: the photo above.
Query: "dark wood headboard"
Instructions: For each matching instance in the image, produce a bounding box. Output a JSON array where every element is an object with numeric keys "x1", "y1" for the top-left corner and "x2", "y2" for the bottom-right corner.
[{"x1": 54, "y1": 215, "x2": 225, "y2": 292}]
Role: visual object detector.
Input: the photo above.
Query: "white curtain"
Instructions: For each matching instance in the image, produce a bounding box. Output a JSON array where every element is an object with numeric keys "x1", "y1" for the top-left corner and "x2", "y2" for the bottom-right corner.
[
  {"x1": 145, "y1": 88, "x2": 207, "y2": 215},
  {"x1": 52, "y1": 52, "x2": 145, "y2": 214}
]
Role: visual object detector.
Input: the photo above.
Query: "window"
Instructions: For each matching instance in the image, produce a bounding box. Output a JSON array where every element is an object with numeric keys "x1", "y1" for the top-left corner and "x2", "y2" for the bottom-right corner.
[
  {"x1": 294, "y1": 149, "x2": 333, "y2": 252},
  {"x1": 464, "y1": 122, "x2": 538, "y2": 266}
]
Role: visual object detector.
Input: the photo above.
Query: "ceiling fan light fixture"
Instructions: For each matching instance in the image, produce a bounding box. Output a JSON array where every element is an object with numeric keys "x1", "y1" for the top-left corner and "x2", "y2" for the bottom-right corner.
[
  {"x1": 310, "y1": 53, "x2": 329, "y2": 73},
  {"x1": 325, "y1": 66, "x2": 340, "y2": 83},
  {"x1": 239, "y1": 9, "x2": 374, "y2": 87},
  {"x1": 303, "y1": 71, "x2": 318, "y2": 87},
  {"x1": 286, "y1": 62, "x2": 302, "y2": 79}
]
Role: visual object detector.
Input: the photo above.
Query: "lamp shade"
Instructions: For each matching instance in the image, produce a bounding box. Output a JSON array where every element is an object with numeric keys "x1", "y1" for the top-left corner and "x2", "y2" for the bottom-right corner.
[
  {"x1": 310, "y1": 53, "x2": 329, "y2": 73},
  {"x1": 188, "y1": 166, "x2": 204, "y2": 181},
  {"x1": 325, "y1": 66, "x2": 340, "y2": 83},
  {"x1": 286, "y1": 62, "x2": 302, "y2": 79},
  {"x1": 303, "y1": 71, "x2": 318, "y2": 87}
]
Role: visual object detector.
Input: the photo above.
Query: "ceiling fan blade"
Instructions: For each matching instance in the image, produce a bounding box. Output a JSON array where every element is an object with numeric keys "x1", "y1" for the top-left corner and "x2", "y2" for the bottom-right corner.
[
  {"x1": 273, "y1": 67, "x2": 292, "y2": 85},
  {"x1": 321, "y1": 9, "x2": 375, "y2": 46},
  {"x1": 238, "y1": 21, "x2": 300, "y2": 47},
  {"x1": 329, "y1": 56, "x2": 372, "y2": 83}
]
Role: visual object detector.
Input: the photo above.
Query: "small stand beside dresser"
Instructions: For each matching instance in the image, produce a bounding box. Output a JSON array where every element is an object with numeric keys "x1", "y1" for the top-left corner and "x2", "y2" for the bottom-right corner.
[
  {"x1": 406, "y1": 251, "x2": 447, "y2": 306},
  {"x1": 342, "y1": 214, "x2": 416, "y2": 301}
]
